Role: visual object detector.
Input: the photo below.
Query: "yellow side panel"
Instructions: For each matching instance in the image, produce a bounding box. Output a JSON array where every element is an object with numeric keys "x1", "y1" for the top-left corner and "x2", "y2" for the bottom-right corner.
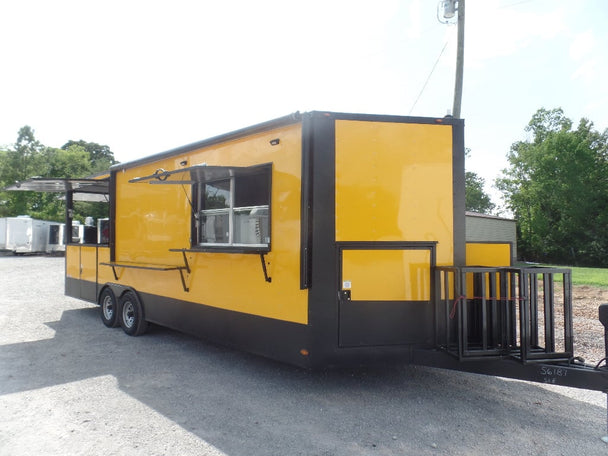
[
  {"x1": 80, "y1": 246, "x2": 97, "y2": 283},
  {"x1": 115, "y1": 170, "x2": 189, "y2": 264},
  {"x1": 342, "y1": 249, "x2": 431, "y2": 301},
  {"x1": 112, "y1": 123, "x2": 308, "y2": 324},
  {"x1": 66, "y1": 245, "x2": 111, "y2": 285},
  {"x1": 465, "y1": 243, "x2": 512, "y2": 299},
  {"x1": 335, "y1": 120, "x2": 454, "y2": 267},
  {"x1": 97, "y1": 247, "x2": 113, "y2": 284},
  {"x1": 466, "y1": 243, "x2": 512, "y2": 267},
  {"x1": 66, "y1": 245, "x2": 80, "y2": 279}
]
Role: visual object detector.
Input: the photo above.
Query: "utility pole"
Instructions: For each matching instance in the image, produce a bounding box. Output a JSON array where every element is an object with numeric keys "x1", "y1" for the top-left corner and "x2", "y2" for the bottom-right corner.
[
  {"x1": 439, "y1": 0, "x2": 465, "y2": 118},
  {"x1": 452, "y1": 0, "x2": 465, "y2": 118}
]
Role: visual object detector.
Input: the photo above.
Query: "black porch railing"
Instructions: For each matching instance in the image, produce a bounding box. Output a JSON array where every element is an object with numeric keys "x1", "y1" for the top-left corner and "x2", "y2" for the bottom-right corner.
[{"x1": 435, "y1": 266, "x2": 573, "y2": 364}]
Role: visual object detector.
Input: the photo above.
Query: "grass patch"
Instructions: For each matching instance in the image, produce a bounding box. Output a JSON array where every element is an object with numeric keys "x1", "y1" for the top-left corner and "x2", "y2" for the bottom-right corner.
[{"x1": 540, "y1": 265, "x2": 608, "y2": 288}]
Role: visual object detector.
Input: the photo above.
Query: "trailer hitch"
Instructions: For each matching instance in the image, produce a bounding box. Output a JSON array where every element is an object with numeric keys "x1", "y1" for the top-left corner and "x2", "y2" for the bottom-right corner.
[{"x1": 598, "y1": 303, "x2": 608, "y2": 443}]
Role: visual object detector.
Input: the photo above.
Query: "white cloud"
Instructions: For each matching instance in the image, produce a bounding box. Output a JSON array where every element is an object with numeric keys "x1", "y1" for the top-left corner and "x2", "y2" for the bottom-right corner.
[
  {"x1": 465, "y1": 0, "x2": 567, "y2": 68},
  {"x1": 571, "y1": 58, "x2": 599, "y2": 82},
  {"x1": 406, "y1": 0, "x2": 423, "y2": 39},
  {"x1": 569, "y1": 30, "x2": 595, "y2": 61}
]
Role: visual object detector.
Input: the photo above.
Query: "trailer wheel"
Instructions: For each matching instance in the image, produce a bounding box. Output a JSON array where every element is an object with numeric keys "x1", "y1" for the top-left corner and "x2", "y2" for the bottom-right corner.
[
  {"x1": 119, "y1": 290, "x2": 148, "y2": 336},
  {"x1": 99, "y1": 288, "x2": 119, "y2": 328}
]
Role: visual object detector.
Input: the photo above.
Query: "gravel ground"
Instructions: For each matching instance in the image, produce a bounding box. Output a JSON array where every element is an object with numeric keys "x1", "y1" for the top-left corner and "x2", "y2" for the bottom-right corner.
[
  {"x1": 1, "y1": 255, "x2": 608, "y2": 456},
  {"x1": 571, "y1": 285, "x2": 608, "y2": 366}
]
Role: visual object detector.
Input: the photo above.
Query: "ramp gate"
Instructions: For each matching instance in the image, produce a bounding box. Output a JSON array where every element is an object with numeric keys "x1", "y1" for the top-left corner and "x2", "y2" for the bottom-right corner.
[{"x1": 435, "y1": 266, "x2": 573, "y2": 364}]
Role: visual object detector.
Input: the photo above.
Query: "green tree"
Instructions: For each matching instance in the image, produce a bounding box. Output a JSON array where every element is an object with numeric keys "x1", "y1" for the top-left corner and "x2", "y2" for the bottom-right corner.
[
  {"x1": 61, "y1": 140, "x2": 117, "y2": 173},
  {"x1": 496, "y1": 108, "x2": 608, "y2": 266},
  {"x1": 27, "y1": 145, "x2": 94, "y2": 221},
  {"x1": 0, "y1": 126, "x2": 45, "y2": 216},
  {"x1": 465, "y1": 171, "x2": 495, "y2": 214},
  {"x1": 464, "y1": 149, "x2": 495, "y2": 214},
  {"x1": 0, "y1": 127, "x2": 113, "y2": 222},
  {"x1": 44, "y1": 145, "x2": 92, "y2": 178}
]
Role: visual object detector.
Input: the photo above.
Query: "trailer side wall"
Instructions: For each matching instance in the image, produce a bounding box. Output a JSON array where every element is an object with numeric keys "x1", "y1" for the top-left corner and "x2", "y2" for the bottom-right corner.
[{"x1": 111, "y1": 122, "x2": 309, "y2": 324}]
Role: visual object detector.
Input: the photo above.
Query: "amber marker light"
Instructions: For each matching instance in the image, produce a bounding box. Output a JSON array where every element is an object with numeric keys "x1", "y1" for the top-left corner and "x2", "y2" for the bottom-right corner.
[{"x1": 300, "y1": 349, "x2": 309, "y2": 356}]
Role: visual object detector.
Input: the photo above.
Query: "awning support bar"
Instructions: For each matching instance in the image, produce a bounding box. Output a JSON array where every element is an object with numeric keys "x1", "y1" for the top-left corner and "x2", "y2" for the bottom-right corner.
[{"x1": 260, "y1": 253, "x2": 271, "y2": 283}]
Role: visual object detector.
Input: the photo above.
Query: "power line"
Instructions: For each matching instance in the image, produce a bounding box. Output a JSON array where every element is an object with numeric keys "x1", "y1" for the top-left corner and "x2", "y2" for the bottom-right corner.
[{"x1": 409, "y1": 39, "x2": 449, "y2": 115}]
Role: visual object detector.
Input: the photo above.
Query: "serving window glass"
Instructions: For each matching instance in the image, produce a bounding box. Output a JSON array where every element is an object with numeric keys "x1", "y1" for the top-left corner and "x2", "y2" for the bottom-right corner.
[{"x1": 196, "y1": 166, "x2": 271, "y2": 250}]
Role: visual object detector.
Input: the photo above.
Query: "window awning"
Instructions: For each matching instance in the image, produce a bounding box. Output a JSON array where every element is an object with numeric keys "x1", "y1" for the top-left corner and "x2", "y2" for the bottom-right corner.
[
  {"x1": 4, "y1": 178, "x2": 110, "y2": 202},
  {"x1": 129, "y1": 163, "x2": 271, "y2": 185}
]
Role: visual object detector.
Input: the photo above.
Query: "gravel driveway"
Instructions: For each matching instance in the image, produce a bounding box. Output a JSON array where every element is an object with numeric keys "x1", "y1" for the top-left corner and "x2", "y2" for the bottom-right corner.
[{"x1": 1, "y1": 255, "x2": 608, "y2": 455}]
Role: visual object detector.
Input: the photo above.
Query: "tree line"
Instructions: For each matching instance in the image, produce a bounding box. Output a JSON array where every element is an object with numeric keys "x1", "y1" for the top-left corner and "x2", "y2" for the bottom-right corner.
[
  {"x1": 0, "y1": 126, "x2": 117, "y2": 222},
  {"x1": 497, "y1": 108, "x2": 608, "y2": 267}
]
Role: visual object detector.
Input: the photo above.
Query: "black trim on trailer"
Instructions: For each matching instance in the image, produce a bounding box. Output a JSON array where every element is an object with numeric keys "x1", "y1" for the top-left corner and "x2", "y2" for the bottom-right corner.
[
  {"x1": 306, "y1": 112, "x2": 339, "y2": 368},
  {"x1": 317, "y1": 111, "x2": 463, "y2": 127},
  {"x1": 337, "y1": 240, "x2": 437, "y2": 252},
  {"x1": 65, "y1": 276, "x2": 80, "y2": 299},
  {"x1": 109, "y1": 171, "x2": 117, "y2": 262},
  {"x1": 336, "y1": 241, "x2": 437, "y2": 272},
  {"x1": 338, "y1": 300, "x2": 435, "y2": 347},
  {"x1": 65, "y1": 277, "x2": 98, "y2": 303},
  {"x1": 299, "y1": 114, "x2": 314, "y2": 289},
  {"x1": 139, "y1": 290, "x2": 311, "y2": 368},
  {"x1": 452, "y1": 121, "x2": 466, "y2": 266}
]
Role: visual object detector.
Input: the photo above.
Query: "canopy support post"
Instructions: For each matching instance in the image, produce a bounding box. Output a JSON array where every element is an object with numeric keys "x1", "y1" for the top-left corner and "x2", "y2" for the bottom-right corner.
[{"x1": 65, "y1": 190, "x2": 73, "y2": 244}]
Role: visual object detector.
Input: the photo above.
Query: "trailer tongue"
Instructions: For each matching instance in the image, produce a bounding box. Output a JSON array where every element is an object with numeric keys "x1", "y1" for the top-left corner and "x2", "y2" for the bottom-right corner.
[{"x1": 424, "y1": 265, "x2": 608, "y2": 391}]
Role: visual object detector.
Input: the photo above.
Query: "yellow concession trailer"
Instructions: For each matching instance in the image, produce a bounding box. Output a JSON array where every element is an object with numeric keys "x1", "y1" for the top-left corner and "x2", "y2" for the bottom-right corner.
[{"x1": 7, "y1": 111, "x2": 608, "y2": 393}]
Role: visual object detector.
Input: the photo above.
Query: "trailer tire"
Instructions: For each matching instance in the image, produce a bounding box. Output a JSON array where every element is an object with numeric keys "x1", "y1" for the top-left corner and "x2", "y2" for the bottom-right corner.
[
  {"x1": 99, "y1": 287, "x2": 119, "y2": 328},
  {"x1": 119, "y1": 290, "x2": 148, "y2": 336}
]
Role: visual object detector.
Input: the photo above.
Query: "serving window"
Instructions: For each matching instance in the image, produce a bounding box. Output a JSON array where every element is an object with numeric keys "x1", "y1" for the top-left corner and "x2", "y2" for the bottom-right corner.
[
  {"x1": 197, "y1": 170, "x2": 270, "y2": 248},
  {"x1": 129, "y1": 162, "x2": 272, "y2": 253}
]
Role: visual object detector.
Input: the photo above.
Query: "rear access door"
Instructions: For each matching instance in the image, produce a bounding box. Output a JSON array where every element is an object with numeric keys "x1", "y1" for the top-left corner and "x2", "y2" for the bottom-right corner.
[{"x1": 338, "y1": 242, "x2": 436, "y2": 347}]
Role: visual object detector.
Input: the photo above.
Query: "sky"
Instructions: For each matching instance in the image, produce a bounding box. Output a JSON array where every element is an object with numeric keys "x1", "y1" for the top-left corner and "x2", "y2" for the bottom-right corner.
[{"x1": 1, "y1": 0, "x2": 607, "y2": 212}]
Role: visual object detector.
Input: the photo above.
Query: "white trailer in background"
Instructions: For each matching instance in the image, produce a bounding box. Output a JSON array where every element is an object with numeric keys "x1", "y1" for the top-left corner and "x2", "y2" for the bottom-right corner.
[
  {"x1": 0, "y1": 218, "x2": 7, "y2": 250},
  {"x1": 0, "y1": 217, "x2": 66, "y2": 253},
  {"x1": 0, "y1": 217, "x2": 92, "y2": 254},
  {"x1": 5, "y1": 216, "x2": 50, "y2": 253},
  {"x1": 46, "y1": 222, "x2": 65, "y2": 253}
]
